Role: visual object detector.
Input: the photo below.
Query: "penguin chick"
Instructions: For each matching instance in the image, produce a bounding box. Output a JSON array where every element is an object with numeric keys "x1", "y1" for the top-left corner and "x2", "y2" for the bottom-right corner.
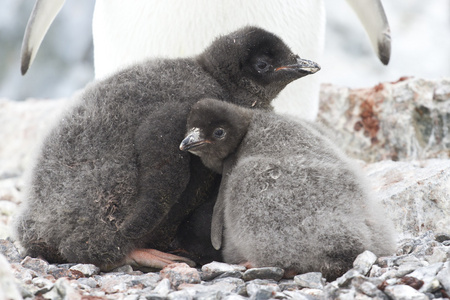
[
  {"x1": 180, "y1": 98, "x2": 396, "y2": 280},
  {"x1": 14, "y1": 26, "x2": 320, "y2": 271}
]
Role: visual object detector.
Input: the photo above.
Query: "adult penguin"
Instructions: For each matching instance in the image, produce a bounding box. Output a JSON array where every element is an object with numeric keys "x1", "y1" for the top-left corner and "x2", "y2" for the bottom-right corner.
[
  {"x1": 180, "y1": 98, "x2": 396, "y2": 280},
  {"x1": 14, "y1": 27, "x2": 321, "y2": 271},
  {"x1": 20, "y1": 0, "x2": 390, "y2": 120}
]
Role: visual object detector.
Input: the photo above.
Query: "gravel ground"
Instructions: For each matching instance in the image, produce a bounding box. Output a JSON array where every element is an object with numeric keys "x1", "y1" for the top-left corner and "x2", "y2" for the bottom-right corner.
[{"x1": 1, "y1": 231, "x2": 449, "y2": 299}]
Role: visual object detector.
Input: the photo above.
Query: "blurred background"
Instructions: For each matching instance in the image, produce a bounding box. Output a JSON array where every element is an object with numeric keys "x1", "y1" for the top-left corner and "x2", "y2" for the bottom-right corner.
[{"x1": 0, "y1": 0, "x2": 449, "y2": 101}]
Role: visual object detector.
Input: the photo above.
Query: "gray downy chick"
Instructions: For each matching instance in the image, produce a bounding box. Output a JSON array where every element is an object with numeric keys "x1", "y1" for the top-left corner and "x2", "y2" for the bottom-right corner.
[
  {"x1": 180, "y1": 98, "x2": 396, "y2": 280},
  {"x1": 14, "y1": 26, "x2": 320, "y2": 271}
]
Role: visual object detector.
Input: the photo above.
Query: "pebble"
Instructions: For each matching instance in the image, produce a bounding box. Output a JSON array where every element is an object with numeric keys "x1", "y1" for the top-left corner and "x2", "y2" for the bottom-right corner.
[
  {"x1": 0, "y1": 230, "x2": 449, "y2": 299},
  {"x1": 384, "y1": 284, "x2": 429, "y2": 300},
  {"x1": 436, "y1": 261, "x2": 450, "y2": 292},
  {"x1": 76, "y1": 277, "x2": 98, "y2": 289},
  {"x1": 0, "y1": 238, "x2": 21, "y2": 263},
  {"x1": 293, "y1": 272, "x2": 325, "y2": 289},
  {"x1": 21, "y1": 256, "x2": 49, "y2": 274},
  {"x1": 160, "y1": 262, "x2": 201, "y2": 288},
  {"x1": 42, "y1": 277, "x2": 82, "y2": 300},
  {"x1": 242, "y1": 267, "x2": 284, "y2": 281},
  {"x1": 245, "y1": 279, "x2": 280, "y2": 297},
  {"x1": 69, "y1": 263, "x2": 100, "y2": 277},
  {"x1": 201, "y1": 261, "x2": 246, "y2": 281},
  {"x1": 152, "y1": 277, "x2": 172, "y2": 296},
  {"x1": 353, "y1": 250, "x2": 378, "y2": 275}
]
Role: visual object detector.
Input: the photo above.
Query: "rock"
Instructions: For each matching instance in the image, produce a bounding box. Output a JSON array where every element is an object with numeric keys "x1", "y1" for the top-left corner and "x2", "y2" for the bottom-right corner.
[
  {"x1": 407, "y1": 263, "x2": 444, "y2": 293},
  {"x1": 214, "y1": 271, "x2": 244, "y2": 280},
  {"x1": 399, "y1": 231, "x2": 439, "y2": 257},
  {"x1": 392, "y1": 255, "x2": 427, "y2": 278},
  {"x1": 167, "y1": 289, "x2": 193, "y2": 300},
  {"x1": 96, "y1": 272, "x2": 160, "y2": 294},
  {"x1": 0, "y1": 230, "x2": 448, "y2": 299},
  {"x1": 47, "y1": 266, "x2": 83, "y2": 280},
  {"x1": 245, "y1": 280, "x2": 280, "y2": 299},
  {"x1": 293, "y1": 272, "x2": 325, "y2": 289},
  {"x1": 277, "y1": 279, "x2": 298, "y2": 291},
  {"x1": 42, "y1": 277, "x2": 82, "y2": 300},
  {"x1": 384, "y1": 284, "x2": 429, "y2": 300},
  {"x1": 335, "y1": 269, "x2": 362, "y2": 287},
  {"x1": 297, "y1": 288, "x2": 324, "y2": 298},
  {"x1": 76, "y1": 277, "x2": 98, "y2": 289},
  {"x1": 318, "y1": 78, "x2": 450, "y2": 162},
  {"x1": 353, "y1": 250, "x2": 377, "y2": 276},
  {"x1": 160, "y1": 263, "x2": 201, "y2": 288},
  {"x1": 282, "y1": 290, "x2": 312, "y2": 300},
  {"x1": 0, "y1": 239, "x2": 22, "y2": 263},
  {"x1": 351, "y1": 277, "x2": 386, "y2": 299},
  {"x1": 425, "y1": 245, "x2": 449, "y2": 264},
  {"x1": 328, "y1": 288, "x2": 356, "y2": 300},
  {"x1": 31, "y1": 277, "x2": 54, "y2": 294},
  {"x1": 69, "y1": 263, "x2": 100, "y2": 277},
  {"x1": 152, "y1": 278, "x2": 172, "y2": 296},
  {"x1": 396, "y1": 262, "x2": 425, "y2": 278},
  {"x1": 365, "y1": 159, "x2": 450, "y2": 238},
  {"x1": 436, "y1": 261, "x2": 450, "y2": 293},
  {"x1": 222, "y1": 294, "x2": 247, "y2": 300},
  {"x1": 435, "y1": 233, "x2": 450, "y2": 243},
  {"x1": 408, "y1": 262, "x2": 444, "y2": 279},
  {"x1": 201, "y1": 261, "x2": 246, "y2": 281},
  {"x1": 242, "y1": 267, "x2": 284, "y2": 281},
  {"x1": 177, "y1": 281, "x2": 235, "y2": 299},
  {"x1": 20, "y1": 256, "x2": 49, "y2": 275},
  {"x1": 211, "y1": 277, "x2": 246, "y2": 294},
  {"x1": 111, "y1": 264, "x2": 134, "y2": 273},
  {"x1": 0, "y1": 253, "x2": 22, "y2": 300}
]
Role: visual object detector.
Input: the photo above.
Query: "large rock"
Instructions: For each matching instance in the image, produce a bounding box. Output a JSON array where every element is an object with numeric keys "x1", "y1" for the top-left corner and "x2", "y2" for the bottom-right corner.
[
  {"x1": 365, "y1": 159, "x2": 450, "y2": 239},
  {"x1": 318, "y1": 77, "x2": 450, "y2": 162}
]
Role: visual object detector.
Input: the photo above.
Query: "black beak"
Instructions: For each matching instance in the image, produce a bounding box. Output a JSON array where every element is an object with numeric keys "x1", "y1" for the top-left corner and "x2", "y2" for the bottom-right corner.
[
  {"x1": 179, "y1": 128, "x2": 209, "y2": 151},
  {"x1": 275, "y1": 57, "x2": 321, "y2": 76}
]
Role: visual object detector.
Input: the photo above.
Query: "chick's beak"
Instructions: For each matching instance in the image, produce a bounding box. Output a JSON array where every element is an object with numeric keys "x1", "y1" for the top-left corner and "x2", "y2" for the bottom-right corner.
[
  {"x1": 179, "y1": 128, "x2": 209, "y2": 151},
  {"x1": 275, "y1": 57, "x2": 321, "y2": 76}
]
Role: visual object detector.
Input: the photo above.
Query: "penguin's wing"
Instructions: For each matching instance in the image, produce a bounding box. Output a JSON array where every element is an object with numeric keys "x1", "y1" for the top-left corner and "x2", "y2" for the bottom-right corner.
[
  {"x1": 211, "y1": 189, "x2": 225, "y2": 250},
  {"x1": 346, "y1": 0, "x2": 391, "y2": 65},
  {"x1": 20, "y1": 0, "x2": 65, "y2": 75}
]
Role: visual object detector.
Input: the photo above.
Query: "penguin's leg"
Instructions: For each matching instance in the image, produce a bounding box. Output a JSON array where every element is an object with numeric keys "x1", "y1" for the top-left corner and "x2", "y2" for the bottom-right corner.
[{"x1": 125, "y1": 248, "x2": 195, "y2": 268}]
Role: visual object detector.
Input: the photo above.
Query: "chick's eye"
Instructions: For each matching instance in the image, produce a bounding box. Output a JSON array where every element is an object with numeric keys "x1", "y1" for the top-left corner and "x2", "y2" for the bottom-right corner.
[
  {"x1": 213, "y1": 128, "x2": 226, "y2": 139},
  {"x1": 254, "y1": 59, "x2": 271, "y2": 74},
  {"x1": 257, "y1": 62, "x2": 267, "y2": 69}
]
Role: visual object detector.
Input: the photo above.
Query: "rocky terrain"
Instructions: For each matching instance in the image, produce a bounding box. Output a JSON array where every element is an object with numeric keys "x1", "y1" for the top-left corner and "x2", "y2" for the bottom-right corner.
[
  {"x1": 1, "y1": 231, "x2": 449, "y2": 300},
  {"x1": 0, "y1": 77, "x2": 449, "y2": 299}
]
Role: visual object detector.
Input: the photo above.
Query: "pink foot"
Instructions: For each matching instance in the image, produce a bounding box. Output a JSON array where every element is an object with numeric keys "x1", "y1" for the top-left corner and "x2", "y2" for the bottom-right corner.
[
  {"x1": 124, "y1": 248, "x2": 196, "y2": 269},
  {"x1": 240, "y1": 261, "x2": 255, "y2": 269}
]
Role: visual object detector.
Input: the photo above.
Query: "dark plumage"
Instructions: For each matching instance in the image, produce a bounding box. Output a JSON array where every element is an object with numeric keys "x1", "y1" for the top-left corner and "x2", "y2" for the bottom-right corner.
[
  {"x1": 14, "y1": 26, "x2": 320, "y2": 270},
  {"x1": 180, "y1": 99, "x2": 396, "y2": 280}
]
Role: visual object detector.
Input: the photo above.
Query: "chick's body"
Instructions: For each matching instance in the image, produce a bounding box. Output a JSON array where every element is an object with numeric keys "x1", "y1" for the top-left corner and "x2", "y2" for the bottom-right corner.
[
  {"x1": 15, "y1": 27, "x2": 320, "y2": 269},
  {"x1": 182, "y1": 99, "x2": 395, "y2": 280}
]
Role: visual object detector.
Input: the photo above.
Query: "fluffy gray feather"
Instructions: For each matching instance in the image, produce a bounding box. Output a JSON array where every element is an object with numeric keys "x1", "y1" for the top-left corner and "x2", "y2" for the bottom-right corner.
[
  {"x1": 14, "y1": 26, "x2": 320, "y2": 269},
  {"x1": 181, "y1": 99, "x2": 396, "y2": 280}
]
